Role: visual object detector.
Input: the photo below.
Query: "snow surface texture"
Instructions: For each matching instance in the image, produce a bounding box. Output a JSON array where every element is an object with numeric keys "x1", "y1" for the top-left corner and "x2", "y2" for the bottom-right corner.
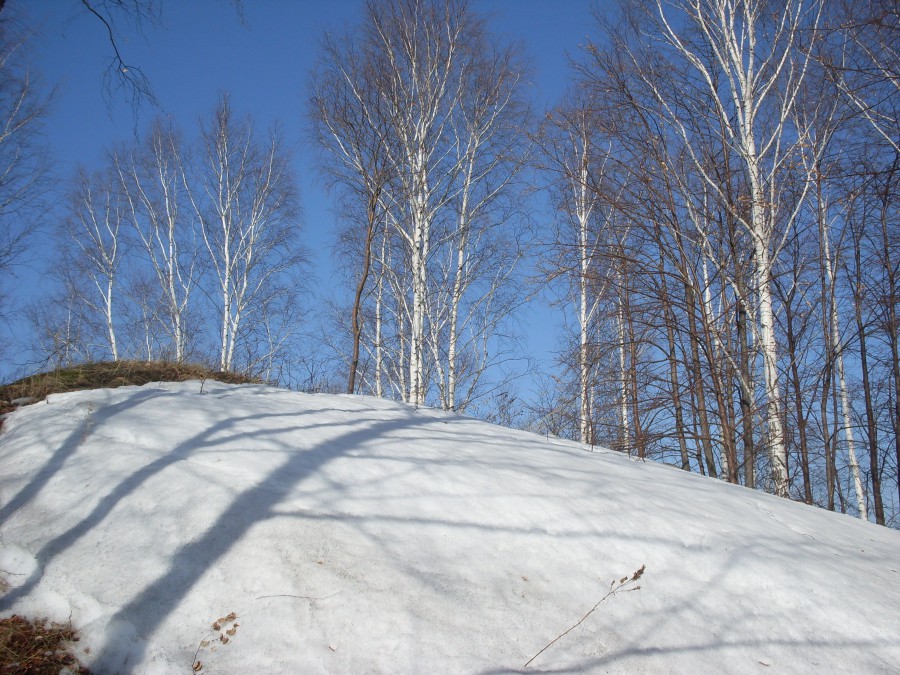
[{"x1": 0, "y1": 381, "x2": 898, "y2": 674}]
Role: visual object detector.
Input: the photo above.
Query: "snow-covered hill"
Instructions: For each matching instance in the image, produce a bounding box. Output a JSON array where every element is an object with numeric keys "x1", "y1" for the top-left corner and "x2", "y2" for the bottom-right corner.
[{"x1": 0, "y1": 381, "x2": 898, "y2": 673}]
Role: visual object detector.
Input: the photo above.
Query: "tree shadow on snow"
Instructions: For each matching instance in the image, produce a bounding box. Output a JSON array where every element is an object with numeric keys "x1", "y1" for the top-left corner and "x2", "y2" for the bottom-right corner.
[
  {"x1": 0, "y1": 388, "x2": 169, "y2": 526},
  {"x1": 85, "y1": 408, "x2": 445, "y2": 671}
]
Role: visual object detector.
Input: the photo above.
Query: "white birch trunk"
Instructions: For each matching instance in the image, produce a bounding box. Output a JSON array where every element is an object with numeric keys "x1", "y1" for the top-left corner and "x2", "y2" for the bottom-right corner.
[
  {"x1": 836, "y1": 348, "x2": 867, "y2": 518},
  {"x1": 578, "y1": 156, "x2": 593, "y2": 444},
  {"x1": 821, "y1": 215, "x2": 868, "y2": 518},
  {"x1": 374, "y1": 235, "x2": 385, "y2": 399},
  {"x1": 579, "y1": 277, "x2": 591, "y2": 444},
  {"x1": 408, "y1": 146, "x2": 431, "y2": 406},
  {"x1": 617, "y1": 290, "x2": 630, "y2": 455},
  {"x1": 754, "y1": 241, "x2": 789, "y2": 496},
  {"x1": 447, "y1": 219, "x2": 467, "y2": 410},
  {"x1": 742, "y1": 83, "x2": 789, "y2": 496},
  {"x1": 218, "y1": 209, "x2": 232, "y2": 371},
  {"x1": 105, "y1": 276, "x2": 118, "y2": 361},
  {"x1": 161, "y1": 186, "x2": 185, "y2": 363}
]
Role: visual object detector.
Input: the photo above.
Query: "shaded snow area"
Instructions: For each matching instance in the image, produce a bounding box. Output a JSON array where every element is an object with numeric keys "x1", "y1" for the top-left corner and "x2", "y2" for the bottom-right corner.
[{"x1": 1, "y1": 382, "x2": 898, "y2": 674}]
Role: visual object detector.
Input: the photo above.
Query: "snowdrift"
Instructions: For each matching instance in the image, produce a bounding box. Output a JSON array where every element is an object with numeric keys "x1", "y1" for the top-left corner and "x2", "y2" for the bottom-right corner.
[{"x1": 0, "y1": 381, "x2": 898, "y2": 673}]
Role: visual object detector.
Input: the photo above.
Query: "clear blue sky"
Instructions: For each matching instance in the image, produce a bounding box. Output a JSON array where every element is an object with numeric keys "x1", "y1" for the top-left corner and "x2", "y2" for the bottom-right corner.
[{"x1": 7, "y1": 0, "x2": 602, "y2": 389}]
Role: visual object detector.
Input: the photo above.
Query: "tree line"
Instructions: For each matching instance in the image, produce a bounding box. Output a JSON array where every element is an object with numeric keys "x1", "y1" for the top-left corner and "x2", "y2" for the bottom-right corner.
[
  {"x1": 29, "y1": 96, "x2": 303, "y2": 381},
  {"x1": 536, "y1": 0, "x2": 898, "y2": 524},
  {"x1": 0, "y1": 0, "x2": 896, "y2": 525},
  {"x1": 310, "y1": 0, "x2": 532, "y2": 410}
]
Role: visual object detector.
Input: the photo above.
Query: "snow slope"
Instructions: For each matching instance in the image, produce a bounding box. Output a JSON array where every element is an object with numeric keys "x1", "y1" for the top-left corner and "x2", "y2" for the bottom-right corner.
[{"x1": 0, "y1": 381, "x2": 898, "y2": 674}]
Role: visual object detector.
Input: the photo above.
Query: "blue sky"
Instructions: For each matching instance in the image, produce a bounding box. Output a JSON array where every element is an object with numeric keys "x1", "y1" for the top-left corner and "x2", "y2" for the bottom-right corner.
[{"x1": 8, "y1": 0, "x2": 601, "y2": 387}]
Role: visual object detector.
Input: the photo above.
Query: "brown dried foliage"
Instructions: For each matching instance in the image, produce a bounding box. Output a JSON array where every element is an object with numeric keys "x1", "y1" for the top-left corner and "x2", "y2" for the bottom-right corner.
[{"x1": 0, "y1": 615, "x2": 90, "y2": 674}]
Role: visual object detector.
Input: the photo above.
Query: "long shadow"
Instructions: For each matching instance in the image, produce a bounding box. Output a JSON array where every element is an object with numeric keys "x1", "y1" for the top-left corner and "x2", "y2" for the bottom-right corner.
[
  {"x1": 477, "y1": 635, "x2": 894, "y2": 674},
  {"x1": 0, "y1": 406, "x2": 355, "y2": 612},
  {"x1": 91, "y1": 412, "x2": 441, "y2": 671},
  {"x1": 0, "y1": 389, "x2": 166, "y2": 525}
]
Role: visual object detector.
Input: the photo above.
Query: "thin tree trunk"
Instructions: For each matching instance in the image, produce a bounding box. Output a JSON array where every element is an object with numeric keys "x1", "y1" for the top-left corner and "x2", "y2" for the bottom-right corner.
[
  {"x1": 736, "y1": 295, "x2": 757, "y2": 489},
  {"x1": 831, "y1": 372, "x2": 848, "y2": 513},
  {"x1": 700, "y1": 276, "x2": 737, "y2": 483},
  {"x1": 104, "y1": 278, "x2": 118, "y2": 361},
  {"x1": 579, "y1": 297, "x2": 592, "y2": 444},
  {"x1": 620, "y1": 262, "x2": 645, "y2": 459},
  {"x1": 821, "y1": 369, "x2": 835, "y2": 511},
  {"x1": 374, "y1": 229, "x2": 388, "y2": 398},
  {"x1": 409, "y1": 219, "x2": 428, "y2": 405},
  {"x1": 834, "y1": 334, "x2": 864, "y2": 518},
  {"x1": 851, "y1": 229, "x2": 884, "y2": 524},
  {"x1": 818, "y1": 189, "x2": 836, "y2": 511},
  {"x1": 687, "y1": 367, "x2": 707, "y2": 476},
  {"x1": 685, "y1": 283, "x2": 718, "y2": 478},
  {"x1": 577, "y1": 151, "x2": 595, "y2": 444},
  {"x1": 876, "y1": 160, "x2": 899, "y2": 518},
  {"x1": 626, "y1": 302, "x2": 644, "y2": 459},
  {"x1": 659, "y1": 252, "x2": 691, "y2": 471},
  {"x1": 704, "y1": 258, "x2": 735, "y2": 482},
  {"x1": 785, "y1": 298, "x2": 813, "y2": 504},
  {"x1": 854, "y1": 288, "x2": 883, "y2": 523},
  {"x1": 823, "y1": 212, "x2": 867, "y2": 519},
  {"x1": 447, "y1": 190, "x2": 470, "y2": 411},
  {"x1": 616, "y1": 292, "x2": 629, "y2": 455},
  {"x1": 579, "y1": 244, "x2": 592, "y2": 444},
  {"x1": 348, "y1": 190, "x2": 380, "y2": 394}
]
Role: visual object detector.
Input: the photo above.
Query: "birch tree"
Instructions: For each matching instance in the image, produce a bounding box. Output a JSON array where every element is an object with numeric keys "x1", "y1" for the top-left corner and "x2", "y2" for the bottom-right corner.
[
  {"x1": 570, "y1": 31, "x2": 746, "y2": 471},
  {"x1": 540, "y1": 101, "x2": 607, "y2": 443},
  {"x1": 188, "y1": 95, "x2": 302, "y2": 373},
  {"x1": 312, "y1": 0, "x2": 530, "y2": 408},
  {"x1": 434, "y1": 30, "x2": 530, "y2": 411},
  {"x1": 61, "y1": 168, "x2": 125, "y2": 361},
  {"x1": 115, "y1": 120, "x2": 195, "y2": 362},
  {"x1": 796, "y1": 101, "x2": 869, "y2": 517},
  {"x1": 636, "y1": 0, "x2": 823, "y2": 497},
  {"x1": 311, "y1": 29, "x2": 394, "y2": 394},
  {"x1": 367, "y1": 0, "x2": 470, "y2": 405},
  {"x1": 827, "y1": 0, "x2": 899, "y2": 523}
]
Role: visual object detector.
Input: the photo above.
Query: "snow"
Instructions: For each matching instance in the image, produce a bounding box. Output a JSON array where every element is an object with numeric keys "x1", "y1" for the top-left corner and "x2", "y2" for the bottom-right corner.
[{"x1": 0, "y1": 381, "x2": 898, "y2": 674}]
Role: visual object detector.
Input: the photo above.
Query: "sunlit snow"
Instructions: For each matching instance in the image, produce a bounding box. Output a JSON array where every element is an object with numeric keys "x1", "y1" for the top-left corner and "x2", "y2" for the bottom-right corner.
[{"x1": 1, "y1": 381, "x2": 898, "y2": 673}]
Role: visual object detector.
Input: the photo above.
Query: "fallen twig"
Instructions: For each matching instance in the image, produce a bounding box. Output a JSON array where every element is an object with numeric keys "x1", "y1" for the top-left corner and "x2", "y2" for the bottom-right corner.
[
  {"x1": 255, "y1": 591, "x2": 341, "y2": 601},
  {"x1": 524, "y1": 564, "x2": 645, "y2": 669}
]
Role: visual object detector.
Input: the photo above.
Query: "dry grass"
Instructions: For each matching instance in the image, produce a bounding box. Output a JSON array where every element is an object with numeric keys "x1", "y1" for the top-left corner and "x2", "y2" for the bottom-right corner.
[
  {"x1": 0, "y1": 360, "x2": 260, "y2": 421},
  {"x1": 0, "y1": 615, "x2": 90, "y2": 674}
]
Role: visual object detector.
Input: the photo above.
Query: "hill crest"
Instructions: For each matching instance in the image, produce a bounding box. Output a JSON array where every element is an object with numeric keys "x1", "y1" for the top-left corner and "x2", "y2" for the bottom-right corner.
[{"x1": 1, "y1": 381, "x2": 898, "y2": 673}]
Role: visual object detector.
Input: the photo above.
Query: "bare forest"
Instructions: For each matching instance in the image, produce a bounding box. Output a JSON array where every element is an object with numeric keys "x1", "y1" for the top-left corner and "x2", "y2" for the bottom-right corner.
[{"x1": 2, "y1": 0, "x2": 898, "y2": 525}]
